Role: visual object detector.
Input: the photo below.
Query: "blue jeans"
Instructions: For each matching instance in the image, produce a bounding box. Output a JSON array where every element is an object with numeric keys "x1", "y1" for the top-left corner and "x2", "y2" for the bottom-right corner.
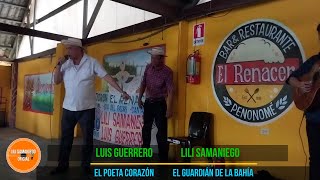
[{"x1": 58, "y1": 108, "x2": 95, "y2": 168}]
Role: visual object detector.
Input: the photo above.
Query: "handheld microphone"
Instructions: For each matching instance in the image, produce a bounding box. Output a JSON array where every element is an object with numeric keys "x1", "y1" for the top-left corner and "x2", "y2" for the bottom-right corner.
[{"x1": 57, "y1": 55, "x2": 69, "y2": 66}]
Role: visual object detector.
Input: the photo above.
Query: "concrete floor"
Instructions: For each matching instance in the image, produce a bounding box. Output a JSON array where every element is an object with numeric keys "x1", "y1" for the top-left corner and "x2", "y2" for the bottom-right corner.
[
  {"x1": 0, "y1": 128, "x2": 38, "y2": 179},
  {"x1": 0, "y1": 128, "x2": 93, "y2": 180}
]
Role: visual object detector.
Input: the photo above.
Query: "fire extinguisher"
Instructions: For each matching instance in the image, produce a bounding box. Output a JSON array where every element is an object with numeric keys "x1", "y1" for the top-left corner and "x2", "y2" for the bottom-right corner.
[{"x1": 186, "y1": 50, "x2": 201, "y2": 84}]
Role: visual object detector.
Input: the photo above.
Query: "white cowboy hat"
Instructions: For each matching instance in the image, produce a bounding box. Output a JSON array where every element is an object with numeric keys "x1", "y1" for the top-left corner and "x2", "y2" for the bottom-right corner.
[
  {"x1": 61, "y1": 38, "x2": 83, "y2": 48},
  {"x1": 147, "y1": 47, "x2": 167, "y2": 57}
]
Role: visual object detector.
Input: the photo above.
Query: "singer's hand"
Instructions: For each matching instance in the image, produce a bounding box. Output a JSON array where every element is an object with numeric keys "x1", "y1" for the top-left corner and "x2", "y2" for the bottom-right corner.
[
  {"x1": 57, "y1": 56, "x2": 68, "y2": 67},
  {"x1": 57, "y1": 57, "x2": 64, "y2": 67}
]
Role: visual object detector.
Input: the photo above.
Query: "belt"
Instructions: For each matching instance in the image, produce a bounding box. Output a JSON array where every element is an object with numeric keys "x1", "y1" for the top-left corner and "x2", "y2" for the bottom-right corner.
[{"x1": 145, "y1": 97, "x2": 165, "y2": 103}]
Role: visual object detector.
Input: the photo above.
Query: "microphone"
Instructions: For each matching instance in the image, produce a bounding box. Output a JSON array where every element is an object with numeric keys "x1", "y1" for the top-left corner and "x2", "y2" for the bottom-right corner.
[{"x1": 57, "y1": 55, "x2": 69, "y2": 66}]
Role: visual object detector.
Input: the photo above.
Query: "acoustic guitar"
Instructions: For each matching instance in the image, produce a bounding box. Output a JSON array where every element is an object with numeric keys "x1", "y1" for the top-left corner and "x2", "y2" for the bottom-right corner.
[{"x1": 293, "y1": 61, "x2": 320, "y2": 111}]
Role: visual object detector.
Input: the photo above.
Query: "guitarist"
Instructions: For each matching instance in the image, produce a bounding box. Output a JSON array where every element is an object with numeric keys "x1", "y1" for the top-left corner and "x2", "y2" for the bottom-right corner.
[{"x1": 286, "y1": 24, "x2": 320, "y2": 180}]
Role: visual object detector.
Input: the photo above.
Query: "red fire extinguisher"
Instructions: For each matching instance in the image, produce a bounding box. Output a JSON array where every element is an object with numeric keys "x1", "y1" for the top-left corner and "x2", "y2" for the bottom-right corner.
[{"x1": 186, "y1": 50, "x2": 201, "y2": 84}]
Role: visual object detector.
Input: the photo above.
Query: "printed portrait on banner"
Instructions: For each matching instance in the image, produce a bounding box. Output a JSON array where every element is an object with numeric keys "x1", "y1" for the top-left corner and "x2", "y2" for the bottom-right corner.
[{"x1": 94, "y1": 46, "x2": 166, "y2": 146}]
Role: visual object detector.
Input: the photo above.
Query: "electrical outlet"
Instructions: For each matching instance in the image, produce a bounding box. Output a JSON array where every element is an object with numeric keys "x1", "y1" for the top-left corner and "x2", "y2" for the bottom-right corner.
[{"x1": 260, "y1": 128, "x2": 269, "y2": 135}]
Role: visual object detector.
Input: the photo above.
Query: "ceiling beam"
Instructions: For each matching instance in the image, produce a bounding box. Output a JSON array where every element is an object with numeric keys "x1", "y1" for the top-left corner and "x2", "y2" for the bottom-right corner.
[
  {"x1": 0, "y1": 17, "x2": 22, "y2": 24},
  {"x1": 15, "y1": 48, "x2": 56, "y2": 62},
  {"x1": 0, "y1": 45, "x2": 13, "y2": 49},
  {"x1": 183, "y1": 0, "x2": 269, "y2": 18},
  {"x1": 109, "y1": 0, "x2": 178, "y2": 17},
  {"x1": 0, "y1": 57, "x2": 13, "y2": 61},
  {"x1": 0, "y1": 1, "x2": 27, "y2": 9},
  {"x1": 83, "y1": 0, "x2": 103, "y2": 38},
  {"x1": 9, "y1": 0, "x2": 32, "y2": 59},
  {"x1": 0, "y1": 22, "x2": 73, "y2": 41},
  {"x1": 0, "y1": 31, "x2": 16, "y2": 36},
  {"x1": 84, "y1": 0, "x2": 272, "y2": 45},
  {"x1": 15, "y1": 0, "x2": 273, "y2": 62},
  {"x1": 83, "y1": 17, "x2": 171, "y2": 45},
  {"x1": 82, "y1": 0, "x2": 88, "y2": 38},
  {"x1": 31, "y1": 0, "x2": 82, "y2": 26}
]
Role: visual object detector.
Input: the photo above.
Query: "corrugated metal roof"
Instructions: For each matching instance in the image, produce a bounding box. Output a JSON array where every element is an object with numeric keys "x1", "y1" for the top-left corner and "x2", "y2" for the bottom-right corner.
[{"x1": 0, "y1": 0, "x2": 29, "y2": 59}]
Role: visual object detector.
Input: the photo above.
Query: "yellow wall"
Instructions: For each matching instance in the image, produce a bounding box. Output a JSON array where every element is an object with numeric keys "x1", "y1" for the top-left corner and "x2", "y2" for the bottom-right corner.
[
  {"x1": 0, "y1": 66, "x2": 11, "y2": 121},
  {"x1": 14, "y1": 0, "x2": 319, "y2": 179},
  {"x1": 16, "y1": 56, "x2": 62, "y2": 139},
  {"x1": 15, "y1": 26, "x2": 182, "y2": 143},
  {"x1": 185, "y1": 0, "x2": 319, "y2": 179}
]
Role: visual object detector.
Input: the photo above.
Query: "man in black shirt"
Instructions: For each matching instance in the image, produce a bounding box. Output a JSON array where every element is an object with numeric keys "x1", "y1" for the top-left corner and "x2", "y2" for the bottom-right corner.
[{"x1": 286, "y1": 24, "x2": 320, "y2": 180}]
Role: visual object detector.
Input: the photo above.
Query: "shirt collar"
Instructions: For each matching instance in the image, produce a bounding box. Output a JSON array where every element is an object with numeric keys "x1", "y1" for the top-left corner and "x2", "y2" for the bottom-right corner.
[
  {"x1": 152, "y1": 64, "x2": 165, "y2": 71},
  {"x1": 72, "y1": 54, "x2": 88, "y2": 68},
  {"x1": 79, "y1": 54, "x2": 88, "y2": 66}
]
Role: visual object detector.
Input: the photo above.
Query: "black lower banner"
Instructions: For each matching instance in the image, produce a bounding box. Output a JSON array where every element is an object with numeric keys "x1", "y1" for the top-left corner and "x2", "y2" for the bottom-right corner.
[{"x1": 36, "y1": 166, "x2": 309, "y2": 180}]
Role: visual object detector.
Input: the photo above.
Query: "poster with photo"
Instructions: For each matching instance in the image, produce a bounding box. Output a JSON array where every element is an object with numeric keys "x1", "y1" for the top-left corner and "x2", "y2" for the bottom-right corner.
[{"x1": 94, "y1": 46, "x2": 165, "y2": 146}]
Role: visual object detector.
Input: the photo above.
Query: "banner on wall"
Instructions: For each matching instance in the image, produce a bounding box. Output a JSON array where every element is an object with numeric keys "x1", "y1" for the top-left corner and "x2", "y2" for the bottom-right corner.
[
  {"x1": 212, "y1": 19, "x2": 305, "y2": 126},
  {"x1": 94, "y1": 46, "x2": 166, "y2": 146},
  {"x1": 23, "y1": 73, "x2": 54, "y2": 114}
]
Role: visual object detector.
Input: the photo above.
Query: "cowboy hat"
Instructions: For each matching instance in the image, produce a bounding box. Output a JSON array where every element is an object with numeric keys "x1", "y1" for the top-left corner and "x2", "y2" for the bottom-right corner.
[
  {"x1": 147, "y1": 47, "x2": 167, "y2": 57},
  {"x1": 61, "y1": 38, "x2": 83, "y2": 48}
]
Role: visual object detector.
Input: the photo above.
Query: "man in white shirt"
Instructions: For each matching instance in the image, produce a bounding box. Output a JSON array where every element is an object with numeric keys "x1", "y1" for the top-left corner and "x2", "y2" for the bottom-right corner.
[{"x1": 51, "y1": 38, "x2": 130, "y2": 175}]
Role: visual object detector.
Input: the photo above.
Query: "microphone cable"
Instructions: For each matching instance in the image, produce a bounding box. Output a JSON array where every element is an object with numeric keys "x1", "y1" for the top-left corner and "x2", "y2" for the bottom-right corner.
[
  {"x1": 299, "y1": 112, "x2": 307, "y2": 180},
  {"x1": 49, "y1": 55, "x2": 68, "y2": 144}
]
